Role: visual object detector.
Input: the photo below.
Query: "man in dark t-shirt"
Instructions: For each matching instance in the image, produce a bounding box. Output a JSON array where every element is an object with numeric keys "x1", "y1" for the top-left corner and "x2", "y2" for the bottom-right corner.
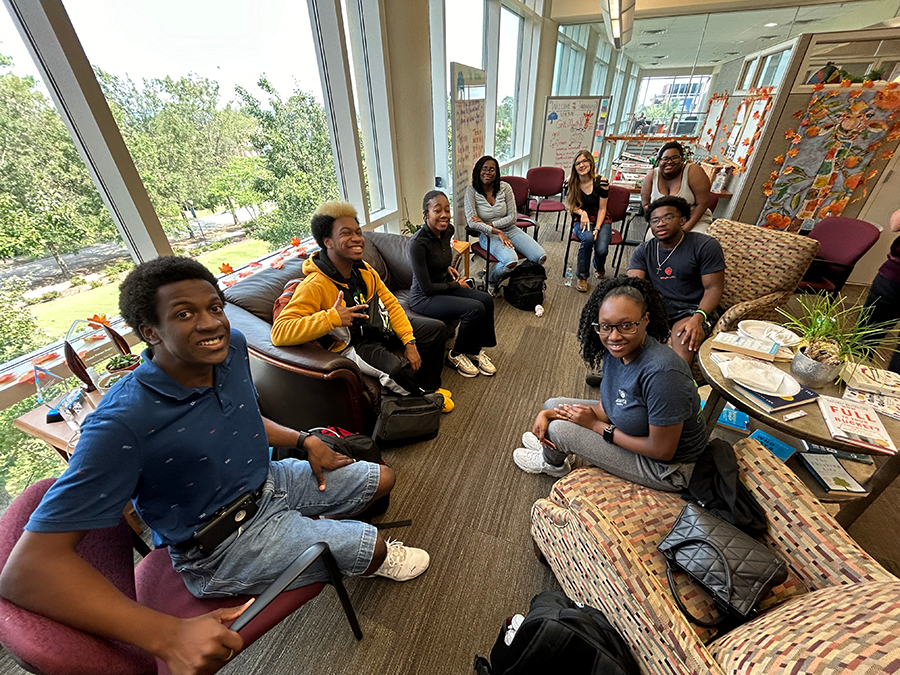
[{"x1": 628, "y1": 196, "x2": 725, "y2": 367}]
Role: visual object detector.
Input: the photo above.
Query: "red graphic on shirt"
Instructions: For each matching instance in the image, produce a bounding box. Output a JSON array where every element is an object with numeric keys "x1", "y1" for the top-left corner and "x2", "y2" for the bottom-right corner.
[{"x1": 665, "y1": 267, "x2": 673, "y2": 276}]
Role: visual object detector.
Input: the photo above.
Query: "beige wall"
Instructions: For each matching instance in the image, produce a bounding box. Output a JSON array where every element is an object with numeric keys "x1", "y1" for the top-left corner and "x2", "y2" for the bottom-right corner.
[
  {"x1": 384, "y1": 0, "x2": 436, "y2": 224},
  {"x1": 529, "y1": 13, "x2": 560, "y2": 166}
]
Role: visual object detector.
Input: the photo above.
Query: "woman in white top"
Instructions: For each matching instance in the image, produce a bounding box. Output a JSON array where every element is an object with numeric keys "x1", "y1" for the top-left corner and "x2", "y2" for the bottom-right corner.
[
  {"x1": 640, "y1": 142, "x2": 713, "y2": 235},
  {"x1": 465, "y1": 155, "x2": 547, "y2": 288}
]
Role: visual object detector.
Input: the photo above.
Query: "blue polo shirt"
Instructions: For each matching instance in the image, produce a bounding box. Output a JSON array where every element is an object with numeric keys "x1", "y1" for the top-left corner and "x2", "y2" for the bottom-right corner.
[{"x1": 27, "y1": 330, "x2": 269, "y2": 547}]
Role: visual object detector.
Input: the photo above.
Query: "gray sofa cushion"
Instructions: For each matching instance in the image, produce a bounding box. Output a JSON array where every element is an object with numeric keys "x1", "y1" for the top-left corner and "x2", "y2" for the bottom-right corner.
[{"x1": 223, "y1": 257, "x2": 307, "y2": 324}]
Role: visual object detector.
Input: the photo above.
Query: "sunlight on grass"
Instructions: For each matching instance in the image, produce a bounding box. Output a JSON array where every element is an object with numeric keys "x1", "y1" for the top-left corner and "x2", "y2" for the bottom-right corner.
[{"x1": 30, "y1": 239, "x2": 272, "y2": 339}]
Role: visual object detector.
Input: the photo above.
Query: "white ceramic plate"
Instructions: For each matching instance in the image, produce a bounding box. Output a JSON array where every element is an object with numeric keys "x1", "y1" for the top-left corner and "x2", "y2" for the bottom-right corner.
[
  {"x1": 738, "y1": 320, "x2": 802, "y2": 347},
  {"x1": 724, "y1": 358, "x2": 802, "y2": 397}
]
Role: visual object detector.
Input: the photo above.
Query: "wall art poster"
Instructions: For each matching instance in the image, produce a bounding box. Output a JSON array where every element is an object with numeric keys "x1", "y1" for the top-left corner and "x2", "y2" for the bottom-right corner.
[{"x1": 759, "y1": 88, "x2": 900, "y2": 231}]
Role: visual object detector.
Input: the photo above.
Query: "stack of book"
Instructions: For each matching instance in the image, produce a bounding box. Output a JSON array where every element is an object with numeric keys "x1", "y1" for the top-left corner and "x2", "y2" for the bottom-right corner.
[
  {"x1": 817, "y1": 396, "x2": 897, "y2": 455},
  {"x1": 797, "y1": 452, "x2": 868, "y2": 494},
  {"x1": 710, "y1": 333, "x2": 780, "y2": 362},
  {"x1": 734, "y1": 383, "x2": 818, "y2": 413}
]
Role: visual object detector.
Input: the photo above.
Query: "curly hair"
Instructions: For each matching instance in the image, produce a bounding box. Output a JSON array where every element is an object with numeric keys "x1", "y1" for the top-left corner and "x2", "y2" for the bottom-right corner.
[
  {"x1": 471, "y1": 155, "x2": 501, "y2": 196},
  {"x1": 310, "y1": 201, "x2": 359, "y2": 248},
  {"x1": 646, "y1": 195, "x2": 691, "y2": 222},
  {"x1": 119, "y1": 256, "x2": 224, "y2": 341},
  {"x1": 577, "y1": 276, "x2": 670, "y2": 371}
]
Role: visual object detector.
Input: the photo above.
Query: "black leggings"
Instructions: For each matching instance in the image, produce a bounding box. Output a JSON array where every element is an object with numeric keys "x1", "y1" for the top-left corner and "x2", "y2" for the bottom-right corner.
[{"x1": 410, "y1": 287, "x2": 496, "y2": 355}]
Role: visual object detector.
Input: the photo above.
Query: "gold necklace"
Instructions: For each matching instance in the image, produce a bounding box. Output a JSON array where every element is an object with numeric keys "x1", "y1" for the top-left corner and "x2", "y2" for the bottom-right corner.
[{"x1": 655, "y1": 232, "x2": 685, "y2": 274}]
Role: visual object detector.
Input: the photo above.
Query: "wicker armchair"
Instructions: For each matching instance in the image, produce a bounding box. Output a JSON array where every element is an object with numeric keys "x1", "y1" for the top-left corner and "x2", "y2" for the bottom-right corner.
[
  {"x1": 531, "y1": 437, "x2": 900, "y2": 675},
  {"x1": 707, "y1": 219, "x2": 820, "y2": 334}
]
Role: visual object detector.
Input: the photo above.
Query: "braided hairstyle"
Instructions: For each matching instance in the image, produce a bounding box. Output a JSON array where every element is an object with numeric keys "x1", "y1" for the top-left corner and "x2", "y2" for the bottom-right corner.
[{"x1": 577, "y1": 276, "x2": 670, "y2": 371}]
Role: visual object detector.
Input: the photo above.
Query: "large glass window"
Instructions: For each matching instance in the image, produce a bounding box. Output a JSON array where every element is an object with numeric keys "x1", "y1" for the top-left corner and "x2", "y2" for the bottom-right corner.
[
  {"x1": 65, "y1": 0, "x2": 338, "y2": 268},
  {"x1": 552, "y1": 25, "x2": 590, "y2": 96},
  {"x1": 446, "y1": 0, "x2": 485, "y2": 73},
  {"x1": 496, "y1": 7, "x2": 523, "y2": 162}
]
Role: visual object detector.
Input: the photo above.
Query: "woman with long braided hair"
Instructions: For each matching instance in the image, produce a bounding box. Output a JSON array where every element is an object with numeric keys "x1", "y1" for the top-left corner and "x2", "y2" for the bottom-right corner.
[{"x1": 512, "y1": 276, "x2": 707, "y2": 491}]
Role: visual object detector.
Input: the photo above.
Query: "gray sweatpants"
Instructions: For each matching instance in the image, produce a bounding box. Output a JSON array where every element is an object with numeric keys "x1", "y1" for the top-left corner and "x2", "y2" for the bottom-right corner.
[{"x1": 541, "y1": 397, "x2": 693, "y2": 492}]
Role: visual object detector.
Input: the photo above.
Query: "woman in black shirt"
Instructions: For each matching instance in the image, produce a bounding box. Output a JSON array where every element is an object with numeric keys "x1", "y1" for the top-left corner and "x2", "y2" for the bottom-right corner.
[
  {"x1": 566, "y1": 149, "x2": 610, "y2": 293},
  {"x1": 409, "y1": 191, "x2": 498, "y2": 378}
]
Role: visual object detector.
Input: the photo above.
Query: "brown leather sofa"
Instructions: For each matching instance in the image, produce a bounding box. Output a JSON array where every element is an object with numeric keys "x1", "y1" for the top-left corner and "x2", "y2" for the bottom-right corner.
[{"x1": 223, "y1": 231, "x2": 454, "y2": 434}]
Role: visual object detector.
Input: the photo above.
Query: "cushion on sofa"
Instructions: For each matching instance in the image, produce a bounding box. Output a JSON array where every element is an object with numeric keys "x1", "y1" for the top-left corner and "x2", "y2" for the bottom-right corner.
[
  {"x1": 223, "y1": 257, "x2": 308, "y2": 324},
  {"x1": 708, "y1": 580, "x2": 900, "y2": 674},
  {"x1": 365, "y1": 232, "x2": 412, "y2": 292},
  {"x1": 546, "y1": 467, "x2": 808, "y2": 644}
]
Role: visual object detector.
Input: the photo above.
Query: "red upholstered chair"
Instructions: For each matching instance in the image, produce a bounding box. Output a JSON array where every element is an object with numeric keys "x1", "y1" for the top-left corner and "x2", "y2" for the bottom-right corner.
[
  {"x1": 797, "y1": 217, "x2": 881, "y2": 294},
  {"x1": 501, "y1": 176, "x2": 538, "y2": 240},
  {"x1": 466, "y1": 227, "x2": 525, "y2": 291},
  {"x1": 706, "y1": 191, "x2": 720, "y2": 216},
  {"x1": 563, "y1": 184, "x2": 631, "y2": 278},
  {"x1": 0, "y1": 479, "x2": 361, "y2": 675},
  {"x1": 526, "y1": 167, "x2": 566, "y2": 236}
]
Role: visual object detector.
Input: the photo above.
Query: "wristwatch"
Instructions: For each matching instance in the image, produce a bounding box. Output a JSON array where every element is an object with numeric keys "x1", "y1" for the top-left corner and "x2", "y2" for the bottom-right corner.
[
  {"x1": 603, "y1": 424, "x2": 616, "y2": 443},
  {"x1": 406, "y1": 339, "x2": 417, "y2": 346},
  {"x1": 295, "y1": 431, "x2": 310, "y2": 450}
]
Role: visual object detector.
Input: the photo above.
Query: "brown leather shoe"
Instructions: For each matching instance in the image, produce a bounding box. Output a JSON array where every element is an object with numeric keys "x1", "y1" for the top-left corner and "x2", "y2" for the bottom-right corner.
[
  {"x1": 595, "y1": 268, "x2": 606, "y2": 280},
  {"x1": 575, "y1": 278, "x2": 588, "y2": 292}
]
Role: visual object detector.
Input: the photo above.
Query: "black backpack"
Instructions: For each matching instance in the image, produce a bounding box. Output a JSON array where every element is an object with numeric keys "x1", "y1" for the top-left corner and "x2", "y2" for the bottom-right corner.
[
  {"x1": 474, "y1": 592, "x2": 640, "y2": 675},
  {"x1": 502, "y1": 261, "x2": 546, "y2": 311}
]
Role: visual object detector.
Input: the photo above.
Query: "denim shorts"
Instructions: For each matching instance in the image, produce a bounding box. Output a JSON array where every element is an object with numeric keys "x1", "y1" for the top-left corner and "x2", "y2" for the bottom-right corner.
[{"x1": 170, "y1": 458, "x2": 380, "y2": 597}]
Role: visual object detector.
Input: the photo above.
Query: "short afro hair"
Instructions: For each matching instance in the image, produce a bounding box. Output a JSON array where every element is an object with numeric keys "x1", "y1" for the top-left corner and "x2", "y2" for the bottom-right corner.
[
  {"x1": 646, "y1": 195, "x2": 691, "y2": 222},
  {"x1": 310, "y1": 201, "x2": 359, "y2": 248},
  {"x1": 657, "y1": 141, "x2": 685, "y2": 162},
  {"x1": 577, "y1": 276, "x2": 670, "y2": 371},
  {"x1": 118, "y1": 256, "x2": 224, "y2": 342}
]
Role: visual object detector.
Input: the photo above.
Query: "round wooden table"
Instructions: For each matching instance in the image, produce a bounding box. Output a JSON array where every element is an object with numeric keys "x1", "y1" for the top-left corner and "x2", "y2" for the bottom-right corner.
[{"x1": 697, "y1": 340, "x2": 900, "y2": 528}]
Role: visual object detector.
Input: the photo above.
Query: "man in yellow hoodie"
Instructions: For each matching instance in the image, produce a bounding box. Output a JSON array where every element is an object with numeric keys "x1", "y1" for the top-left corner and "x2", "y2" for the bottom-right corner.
[{"x1": 272, "y1": 201, "x2": 450, "y2": 405}]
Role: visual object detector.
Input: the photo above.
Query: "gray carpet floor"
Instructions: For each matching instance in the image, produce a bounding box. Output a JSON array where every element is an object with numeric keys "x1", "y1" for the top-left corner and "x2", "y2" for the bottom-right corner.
[{"x1": 2, "y1": 214, "x2": 898, "y2": 674}]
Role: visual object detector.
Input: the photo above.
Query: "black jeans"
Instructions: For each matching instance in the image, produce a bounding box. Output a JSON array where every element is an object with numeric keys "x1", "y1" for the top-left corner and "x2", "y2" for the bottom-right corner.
[
  {"x1": 353, "y1": 315, "x2": 448, "y2": 392},
  {"x1": 863, "y1": 272, "x2": 900, "y2": 373},
  {"x1": 410, "y1": 287, "x2": 496, "y2": 356}
]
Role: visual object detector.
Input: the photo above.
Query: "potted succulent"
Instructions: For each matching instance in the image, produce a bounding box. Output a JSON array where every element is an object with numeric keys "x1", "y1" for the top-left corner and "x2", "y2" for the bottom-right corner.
[
  {"x1": 776, "y1": 293, "x2": 898, "y2": 389},
  {"x1": 106, "y1": 353, "x2": 141, "y2": 375}
]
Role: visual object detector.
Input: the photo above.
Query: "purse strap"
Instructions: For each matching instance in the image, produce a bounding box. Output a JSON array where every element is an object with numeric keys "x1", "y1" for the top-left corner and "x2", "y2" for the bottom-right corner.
[{"x1": 664, "y1": 536, "x2": 734, "y2": 628}]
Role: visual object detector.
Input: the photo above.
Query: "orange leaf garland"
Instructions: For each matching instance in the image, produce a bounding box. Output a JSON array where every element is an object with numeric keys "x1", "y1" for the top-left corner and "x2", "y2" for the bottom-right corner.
[
  {"x1": 882, "y1": 150, "x2": 895, "y2": 161},
  {"x1": 290, "y1": 237, "x2": 302, "y2": 247},
  {"x1": 812, "y1": 83, "x2": 824, "y2": 91},
  {"x1": 87, "y1": 314, "x2": 110, "y2": 328},
  {"x1": 862, "y1": 80, "x2": 875, "y2": 88},
  {"x1": 840, "y1": 79, "x2": 852, "y2": 87},
  {"x1": 774, "y1": 154, "x2": 785, "y2": 165},
  {"x1": 787, "y1": 148, "x2": 799, "y2": 158},
  {"x1": 218, "y1": 263, "x2": 234, "y2": 274}
]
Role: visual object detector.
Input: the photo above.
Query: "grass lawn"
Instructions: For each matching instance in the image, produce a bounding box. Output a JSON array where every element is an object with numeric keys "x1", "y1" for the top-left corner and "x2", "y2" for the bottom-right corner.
[{"x1": 31, "y1": 239, "x2": 272, "y2": 339}]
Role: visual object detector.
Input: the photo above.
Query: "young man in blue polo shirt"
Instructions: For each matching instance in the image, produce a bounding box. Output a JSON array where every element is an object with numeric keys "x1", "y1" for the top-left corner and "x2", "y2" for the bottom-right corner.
[{"x1": 0, "y1": 257, "x2": 429, "y2": 675}]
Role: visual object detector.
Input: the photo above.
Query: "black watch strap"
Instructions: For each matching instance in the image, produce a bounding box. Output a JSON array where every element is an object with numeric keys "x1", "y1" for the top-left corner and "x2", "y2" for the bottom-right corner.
[
  {"x1": 603, "y1": 424, "x2": 616, "y2": 443},
  {"x1": 295, "y1": 431, "x2": 310, "y2": 450}
]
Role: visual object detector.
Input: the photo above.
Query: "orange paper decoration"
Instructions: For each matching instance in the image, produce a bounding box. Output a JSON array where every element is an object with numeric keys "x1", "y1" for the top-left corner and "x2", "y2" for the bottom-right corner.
[
  {"x1": 218, "y1": 263, "x2": 234, "y2": 274},
  {"x1": 774, "y1": 155, "x2": 785, "y2": 165},
  {"x1": 291, "y1": 237, "x2": 302, "y2": 247}
]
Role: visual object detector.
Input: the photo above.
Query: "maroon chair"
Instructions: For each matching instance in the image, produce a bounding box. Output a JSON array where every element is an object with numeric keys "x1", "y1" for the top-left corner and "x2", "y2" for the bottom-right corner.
[
  {"x1": 706, "y1": 191, "x2": 720, "y2": 216},
  {"x1": 0, "y1": 479, "x2": 361, "y2": 675},
  {"x1": 526, "y1": 167, "x2": 566, "y2": 236},
  {"x1": 562, "y1": 185, "x2": 630, "y2": 278},
  {"x1": 797, "y1": 216, "x2": 881, "y2": 294},
  {"x1": 466, "y1": 227, "x2": 524, "y2": 291},
  {"x1": 501, "y1": 176, "x2": 538, "y2": 240}
]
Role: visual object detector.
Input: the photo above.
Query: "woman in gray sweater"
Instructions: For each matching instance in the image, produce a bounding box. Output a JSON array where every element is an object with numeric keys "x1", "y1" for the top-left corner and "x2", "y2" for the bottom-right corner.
[{"x1": 464, "y1": 155, "x2": 547, "y2": 289}]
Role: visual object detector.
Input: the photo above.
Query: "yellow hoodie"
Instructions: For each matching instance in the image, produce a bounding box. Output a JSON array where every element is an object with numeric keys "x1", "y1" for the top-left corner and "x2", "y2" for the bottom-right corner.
[{"x1": 271, "y1": 255, "x2": 414, "y2": 352}]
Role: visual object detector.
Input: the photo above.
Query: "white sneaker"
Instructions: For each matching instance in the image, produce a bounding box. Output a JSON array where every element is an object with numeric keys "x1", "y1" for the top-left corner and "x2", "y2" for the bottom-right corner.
[
  {"x1": 447, "y1": 351, "x2": 479, "y2": 377},
  {"x1": 513, "y1": 447, "x2": 571, "y2": 477},
  {"x1": 521, "y1": 431, "x2": 542, "y2": 452},
  {"x1": 473, "y1": 349, "x2": 496, "y2": 376},
  {"x1": 371, "y1": 539, "x2": 430, "y2": 581}
]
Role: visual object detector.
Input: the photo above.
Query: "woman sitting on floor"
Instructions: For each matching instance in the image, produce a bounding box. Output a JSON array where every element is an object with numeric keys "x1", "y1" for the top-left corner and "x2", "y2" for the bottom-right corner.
[
  {"x1": 512, "y1": 276, "x2": 707, "y2": 491},
  {"x1": 566, "y1": 149, "x2": 610, "y2": 293},
  {"x1": 409, "y1": 190, "x2": 498, "y2": 379},
  {"x1": 464, "y1": 154, "x2": 547, "y2": 291}
]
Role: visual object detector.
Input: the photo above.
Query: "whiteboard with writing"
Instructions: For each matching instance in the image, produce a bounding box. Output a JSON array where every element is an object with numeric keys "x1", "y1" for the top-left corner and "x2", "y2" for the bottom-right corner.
[
  {"x1": 539, "y1": 96, "x2": 603, "y2": 170},
  {"x1": 451, "y1": 62, "x2": 486, "y2": 231}
]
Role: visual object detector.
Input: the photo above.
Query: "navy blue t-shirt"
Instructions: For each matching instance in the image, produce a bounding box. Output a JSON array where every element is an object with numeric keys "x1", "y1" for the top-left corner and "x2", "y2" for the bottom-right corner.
[
  {"x1": 628, "y1": 231, "x2": 725, "y2": 323},
  {"x1": 27, "y1": 329, "x2": 269, "y2": 547},
  {"x1": 600, "y1": 336, "x2": 707, "y2": 463}
]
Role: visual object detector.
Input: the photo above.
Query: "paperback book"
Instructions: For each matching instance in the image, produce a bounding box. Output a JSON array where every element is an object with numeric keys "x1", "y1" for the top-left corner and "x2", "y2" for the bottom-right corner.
[
  {"x1": 717, "y1": 407, "x2": 750, "y2": 433},
  {"x1": 710, "y1": 332, "x2": 780, "y2": 361},
  {"x1": 816, "y1": 396, "x2": 897, "y2": 455},
  {"x1": 842, "y1": 364, "x2": 900, "y2": 397},
  {"x1": 801, "y1": 439, "x2": 874, "y2": 465},
  {"x1": 797, "y1": 452, "x2": 867, "y2": 494},
  {"x1": 749, "y1": 429, "x2": 795, "y2": 462},
  {"x1": 733, "y1": 383, "x2": 818, "y2": 413},
  {"x1": 842, "y1": 387, "x2": 900, "y2": 422}
]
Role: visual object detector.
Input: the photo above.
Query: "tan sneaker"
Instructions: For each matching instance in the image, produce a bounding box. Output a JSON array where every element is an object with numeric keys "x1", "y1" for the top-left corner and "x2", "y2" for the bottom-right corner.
[
  {"x1": 447, "y1": 351, "x2": 479, "y2": 377},
  {"x1": 575, "y1": 278, "x2": 588, "y2": 292},
  {"x1": 371, "y1": 539, "x2": 430, "y2": 581}
]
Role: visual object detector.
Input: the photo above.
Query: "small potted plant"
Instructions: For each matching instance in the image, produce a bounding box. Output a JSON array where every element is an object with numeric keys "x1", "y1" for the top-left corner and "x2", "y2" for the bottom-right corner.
[
  {"x1": 777, "y1": 293, "x2": 898, "y2": 389},
  {"x1": 106, "y1": 353, "x2": 141, "y2": 375}
]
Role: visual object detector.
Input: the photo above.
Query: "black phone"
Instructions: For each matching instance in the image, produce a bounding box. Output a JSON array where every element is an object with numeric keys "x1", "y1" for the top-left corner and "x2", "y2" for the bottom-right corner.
[{"x1": 192, "y1": 492, "x2": 260, "y2": 553}]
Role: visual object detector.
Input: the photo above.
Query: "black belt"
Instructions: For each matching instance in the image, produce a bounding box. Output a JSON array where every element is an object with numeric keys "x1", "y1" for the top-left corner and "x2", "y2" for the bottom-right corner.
[{"x1": 171, "y1": 483, "x2": 265, "y2": 552}]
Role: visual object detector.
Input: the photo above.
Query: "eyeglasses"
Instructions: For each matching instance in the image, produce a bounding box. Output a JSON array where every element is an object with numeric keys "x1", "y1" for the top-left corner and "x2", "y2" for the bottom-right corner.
[
  {"x1": 658, "y1": 155, "x2": 683, "y2": 164},
  {"x1": 649, "y1": 214, "x2": 679, "y2": 226},
  {"x1": 481, "y1": 166, "x2": 497, "y2": 174},
  {"x1": 575, "y1": 159, "x2": 592, "y2": 168},
  {"x1": 592, "y1": 321, "x2": 642, "y2": 336}
]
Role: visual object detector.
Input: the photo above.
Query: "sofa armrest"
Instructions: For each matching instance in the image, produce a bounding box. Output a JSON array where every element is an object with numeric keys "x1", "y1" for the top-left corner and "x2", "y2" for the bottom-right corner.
[
  {"x1": 714, "y1": 291, "x2": 791, "y2": 334},
  {"x1": 735, "y1": 438, "x2": 894, "y2": 590}
]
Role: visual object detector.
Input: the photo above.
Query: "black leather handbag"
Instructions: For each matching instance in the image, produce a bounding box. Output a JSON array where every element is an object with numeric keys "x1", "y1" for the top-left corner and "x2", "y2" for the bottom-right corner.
[{"x1": 657, "y1": 502, "x2": 788, "y2": 628}]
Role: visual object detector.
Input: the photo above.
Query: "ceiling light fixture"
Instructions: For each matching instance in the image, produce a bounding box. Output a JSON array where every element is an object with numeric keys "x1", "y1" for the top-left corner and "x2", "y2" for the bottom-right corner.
[
  {"x1": 642, "y1": 28, "x2": 667, "y2": 35},
  {"x1": 638, "y1": 42, "x2": 659, "y2": 47},
  {"x1": 764, "y1": 22, "x2": 778, "y2": 27},
  {"x1": 724, "y1": 51, "x2": 740, "y2": 56},
  {"x1": 601, "y1": 0, "x2": 636, "y2": 48}
]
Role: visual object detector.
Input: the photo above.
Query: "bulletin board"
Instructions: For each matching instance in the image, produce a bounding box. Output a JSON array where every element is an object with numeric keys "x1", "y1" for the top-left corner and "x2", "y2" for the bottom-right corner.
[
  {"x1": 699, "y1": 93, "x2": 728, "y2": 151},
  {"x1": 539, "y1": 96, "x2": 603, "y2": 170},
  {"x1": 451, "y1": 62, "x2": 486, "y2": 232}
]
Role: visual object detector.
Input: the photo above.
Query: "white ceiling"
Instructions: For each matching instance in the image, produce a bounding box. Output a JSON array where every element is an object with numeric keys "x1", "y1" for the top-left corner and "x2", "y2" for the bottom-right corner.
[{"x1": 586, "y1": 0, "x2": 900, "y2": 69}]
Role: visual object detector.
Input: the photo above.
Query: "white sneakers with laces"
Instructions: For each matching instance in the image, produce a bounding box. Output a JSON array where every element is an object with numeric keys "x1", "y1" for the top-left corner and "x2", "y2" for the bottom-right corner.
[
  {"x1": 370, "y1": 539, "x2": 430, "y2": 581},
  {"x1": 512, "y1": 447, "x2": 572, "y2": 477},
  {"x1": 447, "y1": 351, "x2": 479, "y2": 377},
  {"x1": 473, "y1": 349, "x2": 496, "y2": 376}
]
